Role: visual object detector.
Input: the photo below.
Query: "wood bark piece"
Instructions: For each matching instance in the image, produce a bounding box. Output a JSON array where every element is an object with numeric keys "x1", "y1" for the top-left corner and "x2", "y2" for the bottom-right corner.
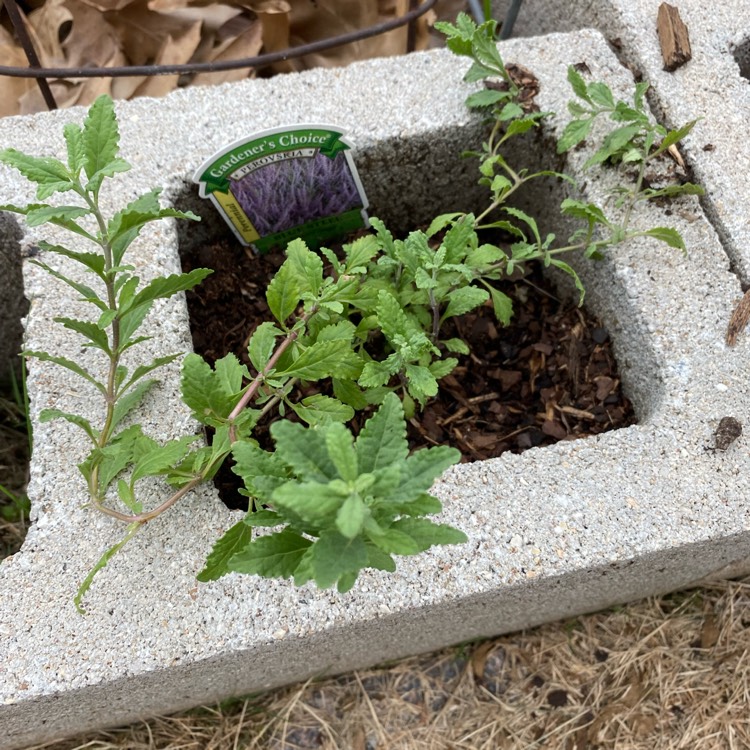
[{"x1": 657, "y1": 3, "x2": 692, "y2": 71}]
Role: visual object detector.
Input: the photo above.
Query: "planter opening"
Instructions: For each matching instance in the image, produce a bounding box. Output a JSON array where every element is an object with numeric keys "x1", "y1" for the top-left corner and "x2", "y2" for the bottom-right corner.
[
  {"x1": 171, "y1": 125, "x2": 638, "y2": 511},
  {"x1": 733, "y1": 37, "x2": 750, "y2": 80}
]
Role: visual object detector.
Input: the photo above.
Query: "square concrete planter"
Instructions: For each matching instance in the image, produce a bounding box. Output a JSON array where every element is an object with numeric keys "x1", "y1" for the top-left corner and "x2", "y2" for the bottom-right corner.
[{"x1": 1, "y1": 20, "x2": 749, "y2": 749}]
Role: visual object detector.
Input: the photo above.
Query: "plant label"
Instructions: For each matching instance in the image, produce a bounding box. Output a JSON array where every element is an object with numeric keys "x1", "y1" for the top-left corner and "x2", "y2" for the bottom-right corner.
[{"x1": 193, "y1": 125, "x2": 370, "y2": 252}]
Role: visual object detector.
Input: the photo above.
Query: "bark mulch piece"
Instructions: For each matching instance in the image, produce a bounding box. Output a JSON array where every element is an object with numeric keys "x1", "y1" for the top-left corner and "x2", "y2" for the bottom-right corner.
[{"x1": 181, "y1": 237, "x2": 635, "y2": 509}]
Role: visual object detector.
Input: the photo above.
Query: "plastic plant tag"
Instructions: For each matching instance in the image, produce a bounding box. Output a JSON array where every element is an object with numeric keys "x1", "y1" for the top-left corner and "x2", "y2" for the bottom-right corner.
[{"x1": 193, "y1": 125, "x2": 369, "y2": 252}]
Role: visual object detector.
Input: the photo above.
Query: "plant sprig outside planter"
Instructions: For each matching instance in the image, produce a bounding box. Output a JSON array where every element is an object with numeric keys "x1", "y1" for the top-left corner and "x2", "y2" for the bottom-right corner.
[{"x1": 0, "y1": 13, "x2": 703, "y2": 611}]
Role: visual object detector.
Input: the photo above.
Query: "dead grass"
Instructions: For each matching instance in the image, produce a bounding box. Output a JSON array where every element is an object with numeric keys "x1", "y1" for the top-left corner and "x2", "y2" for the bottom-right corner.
[{"x1": 26, "y1": 576, "x2": 750, "y2": 750}]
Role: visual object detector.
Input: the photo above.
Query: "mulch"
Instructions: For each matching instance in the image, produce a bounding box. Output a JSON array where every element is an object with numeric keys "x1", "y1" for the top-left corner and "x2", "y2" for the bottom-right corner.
[{"x1": 181, "y1": 236, "x2": 635, "y2": 509}]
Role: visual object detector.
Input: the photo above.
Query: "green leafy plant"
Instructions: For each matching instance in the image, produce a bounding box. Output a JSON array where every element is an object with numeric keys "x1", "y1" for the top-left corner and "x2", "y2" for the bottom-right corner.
[{"x1": 0, "y1": 13, "x2": 704, "y2": 612}]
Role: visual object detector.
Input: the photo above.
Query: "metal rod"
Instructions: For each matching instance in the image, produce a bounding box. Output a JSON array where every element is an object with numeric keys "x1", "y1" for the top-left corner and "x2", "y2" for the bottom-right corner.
[
  {"x1": 2, "y1": 0, "x2": 57, "y2": 108},
  {"x1": 499, "y1": 0, "x2": 524, "y2": 40},
  {"x1": 406, "y1": 0, "x2": 419, "y2": 54},
  {"x1": 0, "y1": 0, "x2": 437, "y2": 80}
]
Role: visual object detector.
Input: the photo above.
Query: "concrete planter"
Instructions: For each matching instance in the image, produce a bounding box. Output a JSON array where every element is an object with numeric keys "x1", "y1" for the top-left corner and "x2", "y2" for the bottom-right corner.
[{"x1": 1, "y1": 15, "x2": 749, "y2": 748}]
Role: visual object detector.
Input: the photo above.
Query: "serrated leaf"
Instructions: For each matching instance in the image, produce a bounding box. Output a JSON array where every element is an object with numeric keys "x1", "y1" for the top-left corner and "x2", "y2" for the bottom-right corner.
[
  {"x1": 355, "y1": 392, "x2": 408, "y2": 473},
  {"x1": 390, "y1": 445, "x2": 460, "y2": 503},
  {"x1": 405, "y1": 364, "x2": 438, "y2": 402},
  {"x1": 365, "y1": 542, "x2": 396, "y2": 572},
  {"x1": 344, "y1": 234, "x2": 380, "y2": 272},
  {"x1": 266, "y1": 261, "x2": 302, "y2": 324},
  {"x1": 291, "y1": 395, "x2": 354, "y2": 426},
  {"x1": 228, "y1": 529, "x2": 312, "y2": 579},
  {"x1": 465, "y1": 89, "x2": 510, "y2": 109},
  {"x1": 54, "y1": 316, "x2": 111, "y2": 353},
  {"x1": 248, "y1": 321, "x2": 281, "y2": 373},
  {"x1": 310, "y1": 530, "x2": 368, "y2": 589},
  {"x1": 82, "y1": 95, "x2": 120, "y2": 182},
  {"x1": 332, "y1": 378, "x2": 369, "y2": 410},
  {"x1": 391, "y1": 492, "x2": 443, "y2": 517},
  {"x1": 585, "y1": 124, "x2": 643, "y2": 168},
  {"x1": 40, "y1": 408, "x2": 98, "y2": 443},
  {"x1": 504, "y1": 117, "x2": 538, "y2": 138},
  {"x1": 0, "y1": 149, "x2": 75, "y2": 199},
  {"x1": 270, "y1": 420, "x2": 338, "y2": 483},
  {"x1": 426, "y1": 212, "x2": 463, "y2": 237},
  {"x1": 197, "y1": 520, "x2": 254, "y2": 582},
  {"x1": 587, "y1": 81, "x2": 614, "y2": 108},
  {"x1": 121, "y1": 269, "x2": 212, "y2": 316},
  {"x1": 24, "y1": 205, "x2": 95, "y2": 240},
  {"x1": 557, "y1": 118, "x2": 593, "y2": 153},
  {"x1": 63, "y1": 123, "x2": 85, "y2": 175},
  {"x1": 650, "y1": 120, "x2": 699, "y2": 159},
  {"x1": 369, "y1": 527, "x2": 422, "y2": 555},
  {"x1": 130, "y1": 434, "x2": 198, "y2": 483},
  {"x1": 483, "y1": 282, "x2": 513, "y2": 325},
  {"x1": 567, "y1": 65, "x2": 591, "y2": 102},
  {"x1": 443, "y1": 338, "x2": 470, "y2": 355},
  {"x1": 26, "y1": 350, "x2": 105, "y2": 393},
  {"x1": 37, "y1": 242, "x2": 105, "y2": 277},
  {"x1": 243, "y1": 509, "x2": 283, "y2": 527},
  {"x1": 550, "y1": 258, "x2": 586, "y2": 303},
  {"x1": 336, "y1": 494, "x2": 367, "y2": 539},
  {"x1": 639, "y1": 226, "x2": 686, "y2": 251},
  {"x1": 111, "y1": 378, "x2": 158, "y2": 432},
  {"x1": 390, "y1": 517, "x2": 467, "y2": 551},
  {"x1": 231, "y1": 441, "x2": 290, "y2": 501},
  {"x1": 325, "y1": 422, "x2": 357, "y2": 481},
  {"x1": 376, "y1": 290, "x2": 412, "y2": 341},
  {"x1": 276, "y1": 339, "x2": 362, "y2": 380},
  {"x1": 272, "y1": 481, "x2": 344, "y2": 523},
  {"x1": 428, "y1": 358, "x2": 458, "y2": 380},
  {"x1": 119, "y1": 354, "x2": 179, "y2": 395},
  {"x1": 181, "y1": 353, "x2": 240, "y2": 425},
  {"x1": 442, "y1": 286, "x2": 489, "y2": 320},
  {"x1": 29, "y1": 258, "x2": 106, "y2": 310},
  {"x1": 285, "y1": 238, "x2": 323, "y2": 296}
]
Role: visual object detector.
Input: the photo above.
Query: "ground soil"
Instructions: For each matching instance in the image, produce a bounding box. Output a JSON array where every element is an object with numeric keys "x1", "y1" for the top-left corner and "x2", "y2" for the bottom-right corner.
[{"x1": 180, "y1": 236, "x2": 635, "y2": 509}]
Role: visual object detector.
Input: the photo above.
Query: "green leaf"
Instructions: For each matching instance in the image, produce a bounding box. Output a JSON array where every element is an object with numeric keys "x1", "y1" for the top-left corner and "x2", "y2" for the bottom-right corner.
[
  {"x1": 291, "y1": 394, "x2": 354, "y2": 426},
  {"x1": 483, "y1": 283, "x2": 513, "y2": 325},
  {"x1": 0, "y1": 149, "x2": 75, "y2": 199},
  {"x1": 332, "y1": 378, "x2": 369, "y2": 410},
  {"x1": 228, "y1": 529, "x2": 312, "y2": 579},
  {"x1": 197, "y1": 520, "x2": 254, "y2": 582},
  {"x1": 310, "y1": 530, "x2": 368, "y2": 589},
  {"x1": 426, "y1": 212, "x2": 464, "y2": 237},
  {"x1": 63, "y1": 123, "x2": 85, "y2": 176},
  {"x1": 119, "y1": 354, "x2": 179, "y2": 395},
  {"x1": 443, "y1": 338, "x2": 470, "y2": 355},
  {"x1": 428, "y1": 358, "x2": 458, "y2": 380},
  {"x1": 285, "y1": 238, "x2": 323, "y2": 296},
  {"x1": 232, "y1": 441, "x2": 291, "y2": 501},
  {"x1": 404, "y1": 364, "x2": 438, "y2": 401},
  {"x1": 36, "y1": 242, "x2": 105, "y2": 277},
  {"x1": 181, "y1": 353, "x2": 242, "y2": 425},
  {"x1": 465, "y1": 89, "x2": 510, "y2": 109},
  {"x1": 390, "y1": 518, "x2": 468, "y2": 551},
  {"x1": 24, "y1": 205, "x2": 95, "y2": 240},
  {"x1": 587, "y1": 81, "x2": 615, "y2": 108},
  {"x1": 54, "y1": 316, "x2": 111, "y2": 353},
  {"x1": 325, "y1": 422, "x2": 358, "y2": 481},
  {"x1": 243, "y1": 509, "x2": 284, "y2": 527},
  {"x1": 650, "y1": 120, "x2": 699, "y2": 159},
  {"x1": 130, "y1": 434, "x2": 198, "y2": 483},
  {"x1": 111, "y1": 378, "x2": 158, "y2": 432},
  {"x1": 82, "y1": 95, "x2": 120, "y2": 182},
  {"x1": 40, "y1": 408, "x2": 98, "y2": 443},
  {"x1": 121, "y1": 269, "x2": 212, "y2": 316},
  {"x1": 355, "y1": 393, "x2": 408, "y2": 473},
  {"x1": 369, "y1": 527, "x2": 422, "y2": 555},
  {"x1": 376, "y1": 290, "x2": 412, "y2": 341},
  {"x1": 549, "y1": 259, "x2": 586, "y2": 303},
  {"x1": 248, "y1": 321, "x2": 282, "y2": 373},
  {"x1": 390, "y1": 445, "x2": 460, "y2": 503},
  {"x1": 391, "y1": 492, "x2": 443, "y2": 517},
  {"x1": 25, "y1": 350, "x2": 105, "y2": 393},
  {"x1": 585, "y1": 124, "x2": 643, "y2": 167},
  {"x1": 557, "y1": 118, "x2": 593, "y2": 153},
  {"x1": 567, "y1": 65, "x2": 591, "y2": 102},
  {"x1": 442, "y1": 286, "x2": 489, "y2": 321},
  {"x1": 276, "y1": 339, "x2": 362, "y2": 381},
  {"x1": 638, "y1": 226, "x2": 686, "y2": 252},
  {"x1": 271, "y1": 420, "x2": 338, "y2": 483},
  {"x1": 266, "y1": 261, "x2": 302, "y2": 324},
  {"x1": 336, "y1": 494, "x2": 367, "y2": 539}
]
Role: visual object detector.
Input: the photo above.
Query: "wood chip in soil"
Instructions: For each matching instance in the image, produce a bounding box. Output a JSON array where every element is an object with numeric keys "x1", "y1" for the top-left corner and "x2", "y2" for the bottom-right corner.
[{"x1": 181, "y1": 238, "x2": 635, "y2": 508}]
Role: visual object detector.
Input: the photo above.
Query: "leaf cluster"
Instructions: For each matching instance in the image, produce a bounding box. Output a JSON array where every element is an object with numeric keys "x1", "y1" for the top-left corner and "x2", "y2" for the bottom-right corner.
[{"x1": 198, "y1": 393, "x2": 465, "y2": 591}]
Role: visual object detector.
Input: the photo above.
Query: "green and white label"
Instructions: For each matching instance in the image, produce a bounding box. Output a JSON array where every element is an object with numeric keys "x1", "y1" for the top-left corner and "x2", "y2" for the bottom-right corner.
[{"x1": 193, "y1": 125, "x2": 369, "y2": 252}]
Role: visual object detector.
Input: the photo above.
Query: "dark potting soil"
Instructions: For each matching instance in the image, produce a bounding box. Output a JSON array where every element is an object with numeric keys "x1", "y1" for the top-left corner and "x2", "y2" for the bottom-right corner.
[{"x1": 180, "y1": 238, "x2": 635, "y2": 510}]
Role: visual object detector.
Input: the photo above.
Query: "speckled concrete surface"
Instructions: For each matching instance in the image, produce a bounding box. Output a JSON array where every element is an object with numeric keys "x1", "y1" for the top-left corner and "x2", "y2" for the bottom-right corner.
[
  {"x1": 493, "y1": 0, "x2": 750, "y2": 281},
  {"x1": 1, "y1": 25, "x2": 749, "y2": 750}
]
